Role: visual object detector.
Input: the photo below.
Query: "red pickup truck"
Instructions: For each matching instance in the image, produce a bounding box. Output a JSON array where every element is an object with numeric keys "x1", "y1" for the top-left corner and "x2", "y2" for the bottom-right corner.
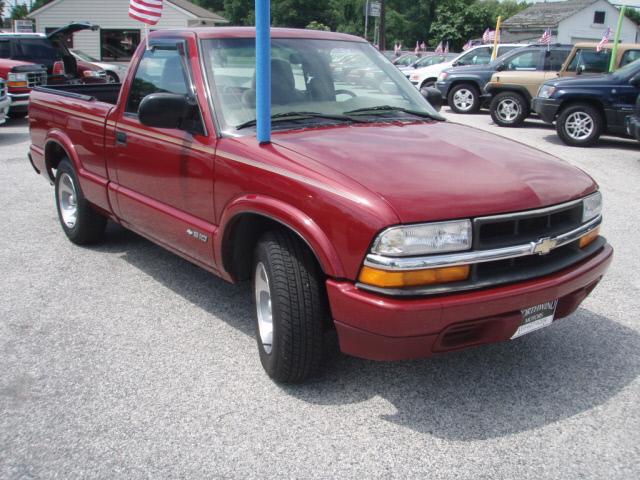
[{"x1": 29, "y1": 28, "x2": 612, "y2": 383}]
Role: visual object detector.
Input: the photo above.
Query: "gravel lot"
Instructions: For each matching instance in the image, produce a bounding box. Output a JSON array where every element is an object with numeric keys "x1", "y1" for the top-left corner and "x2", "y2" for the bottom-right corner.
[{"x1": 1, "y1": 111, "x2": 639, "y2": 480}]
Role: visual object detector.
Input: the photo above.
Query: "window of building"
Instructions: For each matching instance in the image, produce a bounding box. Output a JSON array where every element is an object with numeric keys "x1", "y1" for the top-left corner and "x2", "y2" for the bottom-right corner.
[
  {"x1": 126, "y1": 48, "x2": 189, "y2": 114},
  {"x1": 100, "y1": 29, "x2": 140, "y2": 61},
  {"x1": 593, "y1": 11, "x2": 606, "y2": 24}
]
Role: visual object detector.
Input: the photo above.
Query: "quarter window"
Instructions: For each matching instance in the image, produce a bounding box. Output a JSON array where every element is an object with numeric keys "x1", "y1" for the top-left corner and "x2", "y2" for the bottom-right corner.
[{"x1": 126, "y1": 48, "x2": 189, "y2": 114}]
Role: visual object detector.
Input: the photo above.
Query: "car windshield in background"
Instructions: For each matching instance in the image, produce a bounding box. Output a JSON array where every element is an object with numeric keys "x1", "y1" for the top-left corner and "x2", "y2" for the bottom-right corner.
[
  {"x1": 10, "y1": 38, "x2": 58, "y2": 64},
  {"x1": 612, "y1": 57, "x2": 640, "y2": 78},
  {"x1": 201, "y1": 37, "x2": 440, "y2": 133},
  {"x1": 71, "y1": 49, "x2": 99, "y2": 62}
]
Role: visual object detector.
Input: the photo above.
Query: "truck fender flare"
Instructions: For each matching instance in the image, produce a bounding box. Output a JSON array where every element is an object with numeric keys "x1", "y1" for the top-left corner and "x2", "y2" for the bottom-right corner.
[
  {"x1": 216, "y1": 194, "x2": 345, "y2": 279},
  {"x1": 486, "y1": 84, "x2": 533, "y2": 101},
  {"x1": 43, "y1": 129, "x2": 82, "y2": 180}
]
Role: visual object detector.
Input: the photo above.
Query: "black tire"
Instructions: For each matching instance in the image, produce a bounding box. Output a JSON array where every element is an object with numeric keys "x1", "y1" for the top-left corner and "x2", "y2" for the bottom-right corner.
[
  {"x1": 106, "y1": 71, "x2": 119, "y2": 83},
  {"x1": 490, "y1": 91, "x2": 529, "y2": 127},
  {"x1": 55, "y1": 158, "x2": 107, "y2": 245},
  {"x1": 447, "y1": 83, "x2": 480, "y2": 114},
  {"x1": 7, "y1": 110, "x2": 28, "y2": 119},
  {"x1": 556, "y1": 103, "x2": 603, "y2": 147},
  {"x1": 420, "y1": 79, "x2": 436, "y2": 90},
  {"x1": 253, "y1": 230, "x2": 327, "y2": 383}
]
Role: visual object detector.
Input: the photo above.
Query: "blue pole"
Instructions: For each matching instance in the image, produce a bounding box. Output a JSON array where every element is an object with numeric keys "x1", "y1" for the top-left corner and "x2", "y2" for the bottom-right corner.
[{"x1": 255, "y1": 0, "x2": 271, "y2": 144}]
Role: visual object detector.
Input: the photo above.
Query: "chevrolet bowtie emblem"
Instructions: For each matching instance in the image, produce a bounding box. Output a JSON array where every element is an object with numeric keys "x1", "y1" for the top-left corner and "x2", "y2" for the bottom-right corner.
[{"x1": 533, "y1": 237, "x2": 557, "y2": 255}]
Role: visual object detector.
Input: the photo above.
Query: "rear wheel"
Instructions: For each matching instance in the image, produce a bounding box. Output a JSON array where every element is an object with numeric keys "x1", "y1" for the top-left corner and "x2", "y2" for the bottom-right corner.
[
  {"x1": 448, "y1": 83, "x2": 480, "y2": 114},
  {"x1": 106, "y1": 71, "x2": 119, "y2": 83},
  {"x1": 55, "y1": 158, "x2": 107, "y2": 245},
  {"x1": 556, "y1": 103, "x2": 603, "y2": 147},
  {"x1": 253, "y1": 230, "x2": 327, "y2": 383},
  {"x1": 490, "y1": 91, "x2": 529, "y2": 127}
]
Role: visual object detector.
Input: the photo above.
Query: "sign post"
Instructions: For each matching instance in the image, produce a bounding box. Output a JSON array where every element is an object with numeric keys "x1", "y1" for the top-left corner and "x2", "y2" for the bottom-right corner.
[
  {"x1": 256, "y1": 0, "x2": 271, "y2": 144},
  {"x1": 491, "y1": 16, "x2": 502, "y2": 61},
  {"x1": 609, "y1": 6, "x2": 626, "y2": 73}
]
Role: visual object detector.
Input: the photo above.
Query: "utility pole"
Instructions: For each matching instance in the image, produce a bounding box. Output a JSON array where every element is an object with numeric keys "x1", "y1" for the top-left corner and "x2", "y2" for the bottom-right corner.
[{"x1": 378, "y1": 0, "x2": 386, "y2": 51}]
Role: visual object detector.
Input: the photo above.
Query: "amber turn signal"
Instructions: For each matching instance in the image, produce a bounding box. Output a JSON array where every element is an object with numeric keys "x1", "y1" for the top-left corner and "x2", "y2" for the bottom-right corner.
[
  {"x1": 579, "y1": 226, "x2": 600, "y2": 248},
  {"x1": 358, "y1": 265, "x2": 470, "y2": 288}
]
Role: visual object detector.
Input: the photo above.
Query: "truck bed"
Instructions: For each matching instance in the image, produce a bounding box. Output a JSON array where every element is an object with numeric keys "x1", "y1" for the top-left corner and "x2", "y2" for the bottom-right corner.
[{"x1": 33, "y1": 83, "x2": 121, "y2": 105}]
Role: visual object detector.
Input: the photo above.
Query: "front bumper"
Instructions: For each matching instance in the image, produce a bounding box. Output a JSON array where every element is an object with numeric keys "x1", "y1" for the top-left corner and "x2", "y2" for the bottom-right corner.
[
  {"x1": 0, "y1": 96, "x2": 10, "y2": 124},
  {"x1": 436, "y1": 80, "x2": 451, "y2": 98},
  {"x1": 625, "y1": 114, "x2": 640, "y2": 140},
  {"x1": 328, "y1": 243, "x2": 612, "y2": 361},
  {"x1": 532, "y1": 97, "x2": 561, "y2": 124},
  {"x1": 8, "y1": 92, "x2": 30, "y2": 112}
]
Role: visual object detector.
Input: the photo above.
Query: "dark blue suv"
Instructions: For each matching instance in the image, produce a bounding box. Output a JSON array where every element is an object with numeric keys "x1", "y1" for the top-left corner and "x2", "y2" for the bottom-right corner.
[{"x1": 533, "y1": 59, "x2": 640, "y2": 147}]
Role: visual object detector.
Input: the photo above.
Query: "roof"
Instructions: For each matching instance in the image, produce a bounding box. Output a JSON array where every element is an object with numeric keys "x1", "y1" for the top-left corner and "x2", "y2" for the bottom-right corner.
[
  {"x1": 502, "y1": 0, "x2": 600, "y2": 29},
  {"x1": 150, "y1": 27, "x2": 366, "y2": 42},
  {"x1": 28, "y1": 0, "x2": 227, "y2": 23}
]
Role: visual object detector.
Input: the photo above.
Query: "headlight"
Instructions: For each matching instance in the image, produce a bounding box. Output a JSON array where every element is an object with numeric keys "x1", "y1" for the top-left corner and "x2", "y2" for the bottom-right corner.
[
  {"x1": 371, "y1": 220, "x2": 472, "y2": 257},
  {"x1": 6, "y1": 72, "x2": 28, "y2": 88},
  {"x1": 538, "y1": 85, "x2": 556, "y2": 99},
  {"x1": 409, "y1": 73, "x2": 419, "y2": 81},
  {"x1": 83, "y1": 70, "x2": 102, "y2": 78},
  {"x1": 582, "y1": 191, "x2": 602, "y2": 223},
  {"x1": 438, "y1": 72, "x2": 448, "y2": 82}
]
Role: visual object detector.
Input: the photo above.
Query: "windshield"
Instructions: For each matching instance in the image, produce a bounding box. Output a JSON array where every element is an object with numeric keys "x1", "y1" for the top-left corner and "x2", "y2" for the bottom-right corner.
[
  {"x1": 612, "y1": 57, "x2": 640, "y2": 78},
  {"x1": 201, "y1": 37, "x2": 440, "y2": 133}
]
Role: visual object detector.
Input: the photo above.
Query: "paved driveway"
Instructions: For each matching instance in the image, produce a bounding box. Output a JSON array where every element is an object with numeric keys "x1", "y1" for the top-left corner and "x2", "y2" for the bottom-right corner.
[{"x1": 1, "y1": 113, "x2": 639, "y2": 479}]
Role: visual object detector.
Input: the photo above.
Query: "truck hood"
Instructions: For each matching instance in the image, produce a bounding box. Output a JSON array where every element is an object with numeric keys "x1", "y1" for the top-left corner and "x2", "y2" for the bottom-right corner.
[
  {"x1": 1, "y1": 58, "x2": 45, "y2": 72},
  {"x1": 548, "y1": 73, "x2": 617, "y2": 88},
  {"x1": 272, "y1": 121, "x2": 596, "y2": 223}
]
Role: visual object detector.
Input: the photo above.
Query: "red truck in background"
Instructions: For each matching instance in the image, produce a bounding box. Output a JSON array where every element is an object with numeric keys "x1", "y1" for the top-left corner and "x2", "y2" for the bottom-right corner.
[
  {"x1": 0, "y1": 59, "x2": 47, "y2": 118},
  {"x1": 28, "y1": 28, "x2": 612, "y2": 383}
]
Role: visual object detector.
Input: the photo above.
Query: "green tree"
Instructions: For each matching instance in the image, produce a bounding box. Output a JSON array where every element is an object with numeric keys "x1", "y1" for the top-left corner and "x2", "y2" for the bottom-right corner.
[
  {"x1": 10, "y1": 4, "x2": 29, "y2": 20},
  {"x1": 306, "y1": 21, "x2": 331, "y2": 31},
  {"x1": 30, "y1": 0, "x2": 55, "y2": 11}
]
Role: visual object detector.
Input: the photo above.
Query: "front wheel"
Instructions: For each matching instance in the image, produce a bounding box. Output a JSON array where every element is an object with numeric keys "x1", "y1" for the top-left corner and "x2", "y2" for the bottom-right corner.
[
  {"x1": 253, "y1": 230, "x2": 327, "y2": 383},
  {"x1": 490, "y1": 91, "x2": 529, "y2": 127},
  {"x1": 55, "y1": 159, "x2": 107, "y2": 245},
  {"x1": 556, "y1": 103, "x2": 603, "y2": 147},
  {"x1": 447, "y1": 83, "x2": 480, "y2": 114}
]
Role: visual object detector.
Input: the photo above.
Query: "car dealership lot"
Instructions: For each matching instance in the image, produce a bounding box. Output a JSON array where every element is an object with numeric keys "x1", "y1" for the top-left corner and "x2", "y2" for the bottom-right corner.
[{"x1": 1, "y1": 115, "x2": 639, "y2": 479}]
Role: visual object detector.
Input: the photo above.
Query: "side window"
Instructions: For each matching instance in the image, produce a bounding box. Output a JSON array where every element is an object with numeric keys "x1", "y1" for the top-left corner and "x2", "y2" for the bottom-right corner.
[
  {"x1": 125, "y1": 48, "x2": 189, "y2": 114},
  {"x1": 0, "y1": 40, "x2": 10, "y2": 58},
  {"x1": 497, "y1": 46, "x2": 518, "y2": 57},
  {"x1": 544, "y1": 49, "x2": 570, "y2": 71},
  {"x1": 620, "y1": 50, "x2": 640, "y2": 67},
  {"x1": 504, "y1": 50, "x2": 541, "y2": 71},
  {"x1": 566, "y1": 49, "x2": 611, "y2": 74},
  {"x1": 458, "y1": 47, "x2": 490, "y2": 66}
]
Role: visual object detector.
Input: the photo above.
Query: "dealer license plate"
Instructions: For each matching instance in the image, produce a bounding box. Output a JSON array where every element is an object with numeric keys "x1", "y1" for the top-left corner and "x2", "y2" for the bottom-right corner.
[{"x1": 511, "y1": 300, "x2": 558, "y2": 340}]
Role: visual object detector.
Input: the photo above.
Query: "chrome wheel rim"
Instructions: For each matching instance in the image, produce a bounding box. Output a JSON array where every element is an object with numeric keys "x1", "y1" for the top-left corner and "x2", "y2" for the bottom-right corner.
[
  {"x1": 255, "y1": 262, "x2": 273, "y2": 354},
  {"x1": 496, "y1": 98, "x2": 520, "y2": 122},
  {"x1": 565, "y1": 111, "x2": 594, "y2": 140},
  {"x1": 453, "y1": 89, "x2": 474, "y2": 111},
  {"x1": 58, "y1": 173, "x2": 78, "y2": 228}
]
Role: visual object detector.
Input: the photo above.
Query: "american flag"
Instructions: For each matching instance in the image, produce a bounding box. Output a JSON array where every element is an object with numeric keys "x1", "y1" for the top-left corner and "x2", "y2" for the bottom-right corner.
[
  {"x1": 129, "y1": 0, "x2": 164, "y2": 26},
  {"x1": 414, "y1": 41, "x2": 419, "y2": 54},
  {"x1": 434, "y1": 41, "x2": 443, "y2": 54},
  {"x1": 539, "y1": 28, "x2": 552, "y2": 45},
  {"x1": 444, "y1": 41, "x2": 449, "y2": 54},
  {"x1": 482, "y1": 28, "x2": 496, "y2": 44},
  {"x1": 597, "y1": 27, "x2": 612, "y2": 52},
  {"x1": 462, "y1": 39, "x2": 473, "y2": 51}
]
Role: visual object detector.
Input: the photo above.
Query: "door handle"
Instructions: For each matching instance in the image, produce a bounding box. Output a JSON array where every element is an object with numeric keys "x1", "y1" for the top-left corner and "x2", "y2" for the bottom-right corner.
[{"x1": 116, "y1": 131, "x2": 127, "y2": 145}]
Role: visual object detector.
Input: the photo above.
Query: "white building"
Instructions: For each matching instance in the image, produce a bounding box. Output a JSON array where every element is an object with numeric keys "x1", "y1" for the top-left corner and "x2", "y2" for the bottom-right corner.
[
  {"x1": 27, "y1": 0, "x2": 227, "y2": 61},
  {"x1": 502, "y1": 0, "x2": 639, "y2": 44}
]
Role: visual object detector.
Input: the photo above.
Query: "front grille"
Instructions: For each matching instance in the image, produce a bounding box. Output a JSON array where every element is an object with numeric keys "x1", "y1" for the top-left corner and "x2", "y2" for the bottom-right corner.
[
  {"x1": 0, "y1": 83, "x2": 6, "y2": 99},
  {"x1": 27, "y1": 71, "x2": 47, "y2": 88},
  {"x1": 474, "y1": 200, "x2": 583, "y2": 250}
]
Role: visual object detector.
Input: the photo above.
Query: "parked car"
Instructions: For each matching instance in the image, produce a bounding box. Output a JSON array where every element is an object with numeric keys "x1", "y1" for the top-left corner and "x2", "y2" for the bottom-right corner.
[
  {"x1": 400, "y1": 53, "x2": 456, "y2": 74},
  {"x1": 0, "y1": 59, "x2": 47, "y2": 118},
  {"x1": 29, "y1": 27, "x2": 612, "y2": 383},
  {"x1": 0, "y1": 23, "x2": 106, "y2": 85},
  {"x1": 392, "y1": 52, "x2": 421, "y2": 67},
  {"x1": 437, "y1": 44, "x2": 570, "y2": 114},
  {"x1": 408, "y1": 44, "x2": 525, "y2": 92},
  {"x1": 71, "y1": 49, "x2": 128, "y2": 83},
  {"x1": 533, "y1": 58, "x2": 640, "y2": 146},
  {"x1": 486, "y1": 42, "x2": 640, "y2": 127},
  {"x1": 626, "y1": 92, "x2": 640, "y2": 141},
  {"x1": 0, "y1": 77, "x2": 10, "y2": 124}
]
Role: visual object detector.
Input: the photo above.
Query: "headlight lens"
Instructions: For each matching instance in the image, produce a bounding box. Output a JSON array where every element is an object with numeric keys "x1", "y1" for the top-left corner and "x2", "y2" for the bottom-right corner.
[
  {"x1": 538, "y1": 85, "x2": 556, "y2": 99},
  {"x1": 438, "y1": 72, "x2": 448, "y2": 82},
  {"x1": 409, "y1": 73, "x2": 419, "y2": 81},
  {"x1": 7, "y1": 73, "x2": 27, "y2": 82},
  {"x1": 582, "y1": 191, "x2": 602, "y2": 223},
  {"x1": 83, "y1": 70, "x2": 102, "y2": 78},
  {"x1": 372, "y1": 220, "x2": 472, "y2": 257}
]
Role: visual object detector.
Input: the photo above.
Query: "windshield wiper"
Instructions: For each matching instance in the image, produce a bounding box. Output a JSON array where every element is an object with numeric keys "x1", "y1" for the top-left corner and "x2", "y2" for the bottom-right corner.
[
  {"x1": 236, "y1": 111, "x2": 365, "y2": 130},
  {"x1": 344, "y1": 105, "x2": 440, "y2": 120}
]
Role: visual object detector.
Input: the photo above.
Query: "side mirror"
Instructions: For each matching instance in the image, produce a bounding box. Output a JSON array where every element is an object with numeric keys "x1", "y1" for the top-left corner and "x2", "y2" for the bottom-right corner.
[
  {"x1": 421, "y1": 86, "x2": 443, "y2": 111},
  {"x1": 630, "y1": 73, "x2": 640, "y2": 87},
  {"x1": 576, "y1": 64, "x2": 585, "y2": 75},
  {"x1": 139, "y1": 93, "x2": 202, "y2": 133},
  {"x1": 495, "y1": 63, "x2": 506, "y2": 72},
  {"x1": 452, "y1": 61, "x2": 459, "y2": 67}
]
